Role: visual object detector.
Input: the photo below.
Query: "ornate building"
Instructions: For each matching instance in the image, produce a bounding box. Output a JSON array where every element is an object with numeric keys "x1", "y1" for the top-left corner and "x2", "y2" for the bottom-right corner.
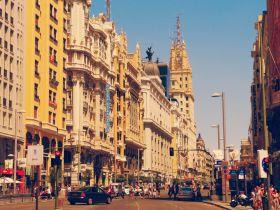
[
  {"x1": 170, "y1": 100, "x2": 188, "y2": 180},
  {"x1": 141, "y1": 57, "x2": 173, "y2": 183},
  {"x1": 124, "y1": 43, "x2": 145, "y2": 181},
  {"x1": 196, "y1": 134, "x2": 213, "y2": 185},
  {"x1": 65, "y1": 1, "x2": 115, "y2": 186},
  {"x1": 0, "y1": 0, "x2": 25, "y2": 187},
  {"x1": 169, "y1": 17, "x2": 197, "y2": 178},
  {"x1": 25, "y1": 0, "x2": 67, "y2": 188}
]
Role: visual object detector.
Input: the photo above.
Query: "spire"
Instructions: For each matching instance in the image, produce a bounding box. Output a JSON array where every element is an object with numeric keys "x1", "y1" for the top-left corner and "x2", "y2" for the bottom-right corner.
[
  {"x1": 176, "y1": 16, "x2": 181, "y2": 45},
  {"x1": 106, "y1": 0, "x2": 111, "y2": 21}
]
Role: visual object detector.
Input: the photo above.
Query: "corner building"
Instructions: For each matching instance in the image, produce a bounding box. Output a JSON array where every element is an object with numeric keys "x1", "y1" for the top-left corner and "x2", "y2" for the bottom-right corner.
[
  {"x1": 65, "y1": 0, "x2": 116, "y2": 186},
  {"x1": 141, "y1": 61, "x2": 173, "y2": 183}
]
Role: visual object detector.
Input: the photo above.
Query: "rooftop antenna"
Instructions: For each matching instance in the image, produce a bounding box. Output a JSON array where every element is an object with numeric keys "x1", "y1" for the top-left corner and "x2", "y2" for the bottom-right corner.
[
  {"x1": 177, "y1": 16, "x2": 181, "y2": 45},
  {"x1": 106, "y1": 0, "x2": 111, "y2": 21}
]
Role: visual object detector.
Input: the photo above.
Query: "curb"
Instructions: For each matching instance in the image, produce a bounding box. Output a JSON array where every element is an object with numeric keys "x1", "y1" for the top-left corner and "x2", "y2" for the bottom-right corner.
[{"x1": 203, "y1": 200, "x2": 232, "y2": 210}]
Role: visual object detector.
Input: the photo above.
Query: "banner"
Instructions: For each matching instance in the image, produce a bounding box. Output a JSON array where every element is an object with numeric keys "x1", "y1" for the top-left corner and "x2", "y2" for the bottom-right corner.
[{"x1": 105, "y1": 83, "x2": 111, "y2": 134}]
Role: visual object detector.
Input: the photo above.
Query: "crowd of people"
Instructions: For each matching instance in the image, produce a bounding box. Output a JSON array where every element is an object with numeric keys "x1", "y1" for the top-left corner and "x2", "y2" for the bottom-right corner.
[{"x1": 251, "y1": 184, "x2": 280, "y2": 210}]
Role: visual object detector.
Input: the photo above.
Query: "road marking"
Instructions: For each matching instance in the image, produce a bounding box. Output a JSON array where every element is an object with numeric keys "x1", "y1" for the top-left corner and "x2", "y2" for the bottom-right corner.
[{"x1": 135, "y1": 200, "x2": 140, "y2": 210}]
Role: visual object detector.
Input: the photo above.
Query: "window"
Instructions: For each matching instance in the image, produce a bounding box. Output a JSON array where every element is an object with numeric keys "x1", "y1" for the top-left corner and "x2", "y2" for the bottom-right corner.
[
  {"x1": 53, "y1": 92, "x2": 56, "y2": 102},
  {"x1": 35, "y1": 60, "x2": 39, "y2": 75},
  {"x1": 49, "y1": 90, "x2": 52, "y2": 101},
  {"x1": 34, "y1": 83, "x2": 39, "y2": 98},
  {"x1": 48, "y1": 111, "x2": 52, "y2": 123},
  {"x1": 63, "y1": 98, "x2": 66, "y2": 110},
  {"x1": 63, "y1": 78, "x2": 66, "y2": 90},
  {"x1": 35, "y1": 37, "x2": 39, "y2": 54},
  {"x1": 34, "y1": 106, "x2": 38, "y2": 118},
  {"x1": 35, "y1": 15, "x2": 40, "y2": 31},
  {"x1": 52, "y1": 113, "x2": 56, "y2": 125},
  {"x1": 185, "y1": 77, "x2": 187, "y2": 81},
  {"x1": 180, "y1": 77, "x2": 182, "y2": 81},
  {"x1": 62, "y1": 117, "x2": 65, "y2": 128}
]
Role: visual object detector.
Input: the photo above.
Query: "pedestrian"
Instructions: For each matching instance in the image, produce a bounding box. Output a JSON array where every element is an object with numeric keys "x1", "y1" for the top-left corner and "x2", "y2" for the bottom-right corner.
[
  {"x1": 174, "y1": 183, "x2": 179, "y2": 200},
  {"x1": 196, "y1": 184, "x2": 202, "y2": 201}
]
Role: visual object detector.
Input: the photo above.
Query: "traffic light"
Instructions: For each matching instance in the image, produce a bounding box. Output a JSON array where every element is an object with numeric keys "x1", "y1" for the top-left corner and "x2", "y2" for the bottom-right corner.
[
  {"x1": 169, "y1": 147, "x2": 174, "y2": 156},
  {"x1": 54, "y1": 151, "x2": 61, "y2": 166},
  {"x1": 262, "y1": 157, "x2": 269, "y2": 174}
]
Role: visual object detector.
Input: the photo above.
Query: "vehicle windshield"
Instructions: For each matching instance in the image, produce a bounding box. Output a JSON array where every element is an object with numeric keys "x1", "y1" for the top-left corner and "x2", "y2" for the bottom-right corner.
[
  {"x1": 180, "y1": 187, "x2": 192, "y2": 192},
  {"x1": 78, "y1": 187, "x2": 91, "y2": 192}
]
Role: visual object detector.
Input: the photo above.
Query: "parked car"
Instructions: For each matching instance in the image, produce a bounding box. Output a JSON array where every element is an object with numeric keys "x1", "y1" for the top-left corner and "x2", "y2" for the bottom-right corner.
[
  {"x1": 67, "y1": 186, "x2": 112, "y2": 205},
  {"x1": 177, "y1": 186, "x2": 195, "y2": 201}
]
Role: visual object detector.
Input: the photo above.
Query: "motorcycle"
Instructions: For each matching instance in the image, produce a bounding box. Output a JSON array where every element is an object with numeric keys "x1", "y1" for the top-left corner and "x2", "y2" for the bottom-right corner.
[{"x1": 230, "y1": 193, "x2": 253, "y2": 208}]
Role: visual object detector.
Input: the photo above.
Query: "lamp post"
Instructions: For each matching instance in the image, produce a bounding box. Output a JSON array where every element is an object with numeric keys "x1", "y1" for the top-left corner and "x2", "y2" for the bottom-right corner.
[
  {"x1": 211, "y1": 124, "x2": 221, "y2": 150},
  {"x1": 13, "y1": 109, "x2": 25, "y2": 194},
  {"x1": 211, "y1": 92, "x2": 227, "y2": 162}
]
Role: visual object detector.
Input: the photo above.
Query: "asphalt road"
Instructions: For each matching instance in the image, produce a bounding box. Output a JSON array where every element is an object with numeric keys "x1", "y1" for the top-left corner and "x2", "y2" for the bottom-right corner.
[{"x1": 0, "y1": 196, "x2": 222, "y2": 210}]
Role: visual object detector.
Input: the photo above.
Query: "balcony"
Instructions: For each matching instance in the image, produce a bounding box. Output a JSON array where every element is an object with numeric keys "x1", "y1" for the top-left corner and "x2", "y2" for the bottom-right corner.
[
  {"x1": 66, "y1": 99, "x2": 72, "y2": 107},
  {"x1": 49, "y1": 101, "x2": 57, "y2": 108},
  {"x1": 83, "y1": 101, "x2": 88, "y2": 111},
  {"x1": 49, "y1": 78, "x2": 59, "y2": 87},
  {"x1": 50, "y1": 36, "x2": 58, "y2": 45},
  {"x1": 65, "y1": 119, "x2": 73, "y2": 127}
]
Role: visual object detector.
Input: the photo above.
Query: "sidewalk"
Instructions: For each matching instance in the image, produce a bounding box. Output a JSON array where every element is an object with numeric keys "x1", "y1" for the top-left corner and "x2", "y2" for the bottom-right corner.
[
  {"x1": 203, "y1": 200, "x2": 252, "y2": 210},
  {"x1": 0, "y1": 195, "x2": 34, "y2": 205}
]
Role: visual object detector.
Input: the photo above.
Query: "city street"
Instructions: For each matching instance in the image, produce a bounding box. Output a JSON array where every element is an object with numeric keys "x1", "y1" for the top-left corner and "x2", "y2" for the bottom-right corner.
[{"x1": 1, "y1": 197, "x2": 222, "y2": 210}]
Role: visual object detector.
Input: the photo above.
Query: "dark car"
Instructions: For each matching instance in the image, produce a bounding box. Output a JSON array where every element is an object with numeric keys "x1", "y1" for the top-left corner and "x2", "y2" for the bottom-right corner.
[{"x1": 67, "y1": 186, "x2": 112, "y2": 205}]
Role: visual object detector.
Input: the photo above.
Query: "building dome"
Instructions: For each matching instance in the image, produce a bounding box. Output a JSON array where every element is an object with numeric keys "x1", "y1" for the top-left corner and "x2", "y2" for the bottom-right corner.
[{"x1": 143, "y1": 62, "x2": 160, "y2": 76}]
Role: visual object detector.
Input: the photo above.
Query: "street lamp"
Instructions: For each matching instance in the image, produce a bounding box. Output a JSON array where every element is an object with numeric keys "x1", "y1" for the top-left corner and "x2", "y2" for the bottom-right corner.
[
  {"x1": 14, "y1": 109, "x2": 25, "y2": 194},
  {"x1": 211, "y1": 124, "x2": 221, "y2": 150},
  {"x1": 211, "y1": 92, "x2": 227, "y2": 162}
]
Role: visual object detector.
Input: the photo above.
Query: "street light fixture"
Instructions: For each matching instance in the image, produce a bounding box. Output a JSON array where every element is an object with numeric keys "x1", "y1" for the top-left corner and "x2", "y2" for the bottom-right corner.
[
  {"x1": 211, "y1": 124, "x2": 221, "y2": 150},
  {"x1": 211, "y1": 92, "x2": 227, "y2": 162},
  {"x1": 14, "y1": 109, "x2": 25, "y2": 194}
]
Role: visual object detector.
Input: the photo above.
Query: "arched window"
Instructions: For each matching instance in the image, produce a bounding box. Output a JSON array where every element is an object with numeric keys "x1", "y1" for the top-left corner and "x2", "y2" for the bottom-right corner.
[
  {"x1": 26, "y1": 132, "x2": 33, "y2": 146},
  {"x1": 34, "y1": 134, "x2": 40, "y2": 145},
  {"x1": 51, "y1": 139, "x2": 56, "y2": 154},
  {"x1": 42, "y1": 137, "x2": 50, "y2": 153}
]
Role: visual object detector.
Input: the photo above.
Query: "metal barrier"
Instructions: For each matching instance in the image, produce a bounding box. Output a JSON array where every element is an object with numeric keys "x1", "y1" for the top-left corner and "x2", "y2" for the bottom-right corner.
[{"x1": 0, "y1": 194, "x2": 33, "y2": 204}]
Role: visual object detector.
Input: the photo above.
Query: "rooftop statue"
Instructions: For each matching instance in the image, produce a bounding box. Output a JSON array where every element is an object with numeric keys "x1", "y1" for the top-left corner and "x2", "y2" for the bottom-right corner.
[{"x1": 146, "y1": 46, "x2": 154, "y2": 62}]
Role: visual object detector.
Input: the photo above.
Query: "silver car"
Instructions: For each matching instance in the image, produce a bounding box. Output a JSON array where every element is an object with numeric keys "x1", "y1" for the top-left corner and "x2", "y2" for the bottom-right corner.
[{"x1": 177, "y1": 186, "x2": 195, "y2": 201}]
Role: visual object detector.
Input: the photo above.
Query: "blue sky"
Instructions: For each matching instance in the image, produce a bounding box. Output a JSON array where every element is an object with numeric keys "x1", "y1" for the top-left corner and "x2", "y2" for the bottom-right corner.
[{"x1": 90, "y1": 0, "x2": 266, "y2": 152}]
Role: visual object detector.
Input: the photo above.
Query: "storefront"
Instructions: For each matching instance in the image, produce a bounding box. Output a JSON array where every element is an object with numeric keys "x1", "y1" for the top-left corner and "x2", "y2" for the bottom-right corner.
[{"x1": 0, "y1": 168, "x2": 25, "y2": 193}]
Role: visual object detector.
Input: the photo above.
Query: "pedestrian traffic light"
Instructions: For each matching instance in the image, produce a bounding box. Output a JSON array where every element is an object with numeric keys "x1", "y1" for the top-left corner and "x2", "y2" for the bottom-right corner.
[
  {"x1": 262, "y1": 157, "x2": 269, "y2": 174},
  {"x1": 54, "y1": 151, "x2": 61, "y2": 166},
  {"x1": 170, "y1": 147, "x2": 174, "y2": 156}
]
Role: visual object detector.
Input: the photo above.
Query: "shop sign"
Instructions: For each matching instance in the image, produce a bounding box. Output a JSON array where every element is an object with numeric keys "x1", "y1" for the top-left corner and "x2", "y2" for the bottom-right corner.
[
  {"x1": 27, "y1": 145, "x2": 43, "y2": 165},
  {"x1": 5, "y1": 159, "x2": 13, "y2": 169},
  {"x1": 17, "y1": 158, "x2": 26, "y2": 168}
]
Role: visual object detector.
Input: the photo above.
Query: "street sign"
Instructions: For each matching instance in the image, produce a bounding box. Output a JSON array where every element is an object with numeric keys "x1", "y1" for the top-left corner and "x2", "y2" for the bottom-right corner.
[
  {"x1": 257, "y1": 149, "x2": 268, "y2": 178},
  {"x1": 27, "y1": 145, "x2": 43, "y2": 165}
]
